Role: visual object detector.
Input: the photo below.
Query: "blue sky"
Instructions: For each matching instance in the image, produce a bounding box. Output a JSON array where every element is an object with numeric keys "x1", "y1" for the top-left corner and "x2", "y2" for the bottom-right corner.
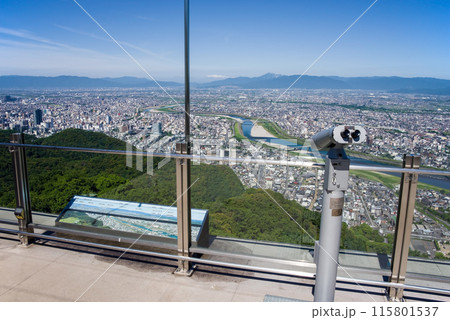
[{"x1": 0, "y1": 0, "x2": 449, "y2": 82}]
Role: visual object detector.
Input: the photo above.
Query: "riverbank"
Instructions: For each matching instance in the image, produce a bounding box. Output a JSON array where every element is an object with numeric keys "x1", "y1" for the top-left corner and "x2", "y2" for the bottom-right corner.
[
  {"x1": 233, "y1": 122, "x2": 246, "y2": 141},
  {"x1": 261, "y1": 121, "x2": 305, "y2": 145},
  {"x1": 251, "y1": 123, "x2": 276, "y2": 138}
]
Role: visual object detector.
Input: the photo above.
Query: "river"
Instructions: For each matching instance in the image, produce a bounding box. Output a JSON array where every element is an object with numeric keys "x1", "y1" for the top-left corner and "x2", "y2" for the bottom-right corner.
[{"x1": 236, "y1": 117, "x2": 449, "y2": 190}]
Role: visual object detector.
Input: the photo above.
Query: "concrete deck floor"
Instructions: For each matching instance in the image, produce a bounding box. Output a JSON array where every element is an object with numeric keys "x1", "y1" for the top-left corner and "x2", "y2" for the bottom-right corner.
[
  {"x1": 0, "y1": 233, "x2": 391, "y2": 302},
  {"x1": 0, "y1": 208, "x2": 448, "y2": 302}
]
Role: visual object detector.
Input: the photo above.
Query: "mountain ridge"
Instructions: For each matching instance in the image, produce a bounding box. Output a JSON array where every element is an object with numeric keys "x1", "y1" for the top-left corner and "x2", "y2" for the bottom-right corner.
[
  {"x1": 1, "y1": 74, "x2": 450, "y2": 94},
  {"x1": 201, "y1": 73, "x2": 450, "y2": 92}
]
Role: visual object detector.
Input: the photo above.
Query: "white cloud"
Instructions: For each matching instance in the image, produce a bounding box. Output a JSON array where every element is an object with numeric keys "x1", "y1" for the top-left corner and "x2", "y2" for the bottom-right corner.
[
  {"x1": 0, "y1": 27, "x2": 110, "y2": 57},
  {"x1": 0, "y1": 26, "x2": 182, "y2": 78},
  {"x1": 0, "y1": 27, "x2": 68, "y2": 49},
  {"x1": 206, "y1": 74, "x2": 228, "y2": 79},
  {"x1": 54, "y1": 24, "x2": 172, "y2": 62}
]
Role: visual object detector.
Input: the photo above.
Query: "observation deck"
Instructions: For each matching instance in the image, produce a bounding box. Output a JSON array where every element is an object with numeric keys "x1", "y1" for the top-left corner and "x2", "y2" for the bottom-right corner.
[
  {"x1": 0, "y1": 135, "x2": 449, "y2": 302},
  {"x1": 0, "y1": 208, "x2": 448, "y2": 302}
]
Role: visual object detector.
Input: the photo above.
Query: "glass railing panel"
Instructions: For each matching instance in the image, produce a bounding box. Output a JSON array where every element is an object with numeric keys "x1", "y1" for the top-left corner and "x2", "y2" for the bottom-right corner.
[
  {"x1": 52, "y1": 156, "x2": 178, "y2": 251},
  {"x1": 26, "y1": 145, "x2": 138, "y2": 214},
  {"x1": 337, "y1": 172, "x2": 399, "y2": 280},
  {"x1": 406, "y1": 186, "x2": 450, "y2": 281},
  {"x1": 19, "y1": 130, "x2": 179, "y2": 249},
  {"x1": 189, "y1": 156, "x2": 321, "y2": 272}
]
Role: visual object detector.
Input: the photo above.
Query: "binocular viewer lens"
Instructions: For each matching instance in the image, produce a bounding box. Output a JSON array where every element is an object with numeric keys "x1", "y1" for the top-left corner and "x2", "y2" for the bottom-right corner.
[
  {"x1": 340, "y1": 129, "x2": 361, "y2": 141},
  {"x1": 340, "y1": 129, "x2": 350, "y2": 140},
  {"x1": 351, "y1": 129, "x2": 361, "y2": 140}
]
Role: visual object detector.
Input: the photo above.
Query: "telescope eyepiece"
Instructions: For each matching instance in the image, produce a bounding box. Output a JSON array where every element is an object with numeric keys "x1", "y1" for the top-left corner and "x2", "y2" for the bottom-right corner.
[
  {"x1": 341, "y1": 129, "x2": 350, "y2": 141},
  {"x1": 351, "y1": 129, "x2": 361, "y2": 141}
]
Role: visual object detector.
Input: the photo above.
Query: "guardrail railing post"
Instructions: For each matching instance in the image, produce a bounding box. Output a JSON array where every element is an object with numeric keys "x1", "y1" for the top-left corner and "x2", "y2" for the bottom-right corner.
[
  {"x1": 174, "y1": 142, "x2": 193, "y2": 276},
  {"x1": 389, "y1": 154, "x2": 420, "y2": 301},
  {"x1": 9, "y1": 133, "x2": 34, "y2": 246}
]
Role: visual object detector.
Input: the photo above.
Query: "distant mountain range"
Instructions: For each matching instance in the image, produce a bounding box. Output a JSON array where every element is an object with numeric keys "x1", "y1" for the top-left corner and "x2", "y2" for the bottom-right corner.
[
  {"x1": 200, "y1": 73, "x2": 450, "y2": 94},
  {"x1": 1, "y1": 74, "x2": 450, "y2": 94}
]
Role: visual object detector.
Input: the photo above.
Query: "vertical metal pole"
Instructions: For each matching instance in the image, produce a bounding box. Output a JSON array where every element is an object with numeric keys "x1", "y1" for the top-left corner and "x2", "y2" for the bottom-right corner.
[
  {"x1": 389, "y1": 155, "x2": 420, "y2": 301},
  {"x1": 184, "y1": 0, "x2": 190, "y2": 143},
  {"x1": 173, "y1": 0, "x2": 193, "y2": 276},
  {"x1": 314, "y1": 147, "x2": 350, "y2": 302},
  {"x1": 10, "y1": 133, "x2": 34, "y2": 246},
  {"x1": 175, "y1": 143, "x2": 193, "y2": 276}
]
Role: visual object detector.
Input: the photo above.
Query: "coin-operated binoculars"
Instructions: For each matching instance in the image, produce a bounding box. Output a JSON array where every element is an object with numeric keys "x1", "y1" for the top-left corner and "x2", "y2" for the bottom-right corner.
[{"x1": 312, "y1": 125, "x2": 366, "y2": 302}]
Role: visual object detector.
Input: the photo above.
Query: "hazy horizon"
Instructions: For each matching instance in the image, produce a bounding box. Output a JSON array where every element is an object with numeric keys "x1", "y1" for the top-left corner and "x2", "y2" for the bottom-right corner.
[{"x1": 2, "y1": 73, "x2": 450, "y2": 84}]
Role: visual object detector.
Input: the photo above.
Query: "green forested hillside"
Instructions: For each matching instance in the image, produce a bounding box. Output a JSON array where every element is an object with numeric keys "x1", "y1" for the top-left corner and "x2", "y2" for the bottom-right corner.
[
  {"x1": 101, "y1": 160, "x2": 245, "y2": 207},
  {"x1": 39, "y1": 128, "x2": 127, "y2": 150},
  {"x1": 209, "y1": 188, "x2": 320, "y2": 245},
  {"x1": 341, "y1": 222, "x2": 392, "y2": 254},
  {"x1": 0, "y1": 129, "x2": 246, "y2": 214},
  {"x1": 0, "y1": 129, "x2": 142, "y2": 212}
]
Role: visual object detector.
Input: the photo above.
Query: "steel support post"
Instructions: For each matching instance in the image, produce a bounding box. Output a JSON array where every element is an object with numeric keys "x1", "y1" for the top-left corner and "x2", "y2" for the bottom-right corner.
[
  {"x1": 174, "y1": 0, "x2": 193, "y2": 276},
  {"x1": 389, "y1": 155, "x2": 420, "y2": 301},
  {"x1": 174, "y1": 142, "x2": 193, "y2": 276},
  {"x1": 314, "y1": 147, "x2": 350, "y2": 302},
  {"x1": 9, "y1": 133, "x2": 34, "y2": 246}
]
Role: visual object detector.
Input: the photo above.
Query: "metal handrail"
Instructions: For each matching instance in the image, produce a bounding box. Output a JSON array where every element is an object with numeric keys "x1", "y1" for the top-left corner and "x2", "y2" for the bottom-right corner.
[
  {"x1": 2, "y1": 215, "x2": 448, "y2": 283},
  {"x1": 1, "y1": 142, "x2": 449, "y2": 176}
]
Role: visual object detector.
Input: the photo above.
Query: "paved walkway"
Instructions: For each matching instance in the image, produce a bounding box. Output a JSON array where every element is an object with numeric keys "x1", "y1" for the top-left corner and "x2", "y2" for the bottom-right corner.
[
  {"x1": 0, "y1": 208, "x2": 448, "y2": 302},
  {"x1": 0, "y1": 234, "x2": 389, "y2": 302}
]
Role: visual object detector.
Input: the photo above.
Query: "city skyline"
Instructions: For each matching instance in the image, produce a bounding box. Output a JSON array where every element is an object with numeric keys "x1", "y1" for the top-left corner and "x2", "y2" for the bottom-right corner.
[{"x1": 1, "y1": 0, "x2": 450, "y2": 82}]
